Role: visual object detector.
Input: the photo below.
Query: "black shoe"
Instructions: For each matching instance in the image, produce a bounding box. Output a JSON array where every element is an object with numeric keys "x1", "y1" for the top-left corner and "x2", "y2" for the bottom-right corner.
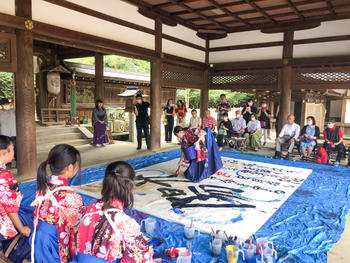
[
  {"x1": 284, "y1": 153, "x2": 290, "y2": 160},
  {"x1": 137, "y1": 146, "x2": 141, "y2": 150},
  {"x1": 347, "y1": 164, "x2": 350, "y2": 168},
  {"x1": 263, "y1": 142, "x2": 267, "y2": 146}
]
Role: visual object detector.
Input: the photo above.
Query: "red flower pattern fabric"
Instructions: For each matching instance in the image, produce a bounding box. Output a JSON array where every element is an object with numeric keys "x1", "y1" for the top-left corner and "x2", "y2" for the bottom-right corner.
[
  {"x1": 76, "y1": 198, "x2": 153, "y2": 263},
  {"x1": 0, "y1": 162, "x2": 22, "y2": 239},
  {"x1": 33, "y1": 175, "x2": 86, "y2": 263},
  {"x1": 180, "y1": 128, "x2": 207, "y2": 162}
]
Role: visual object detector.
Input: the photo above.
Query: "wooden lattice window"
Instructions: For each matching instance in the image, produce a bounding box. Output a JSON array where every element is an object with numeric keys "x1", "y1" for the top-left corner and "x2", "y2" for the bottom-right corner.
[
  {"x1": 211, "y1": 72, "x2": 278, "y2": 85},
  {"x1": 296, "y1": 72, "x2": 350, "y2": 83},
  {"x1": 0, "y1": 32, "x2": 17, "y2": 72},
  {"x1": 162, "y1": 70, "x2": 203, "y2": 84}
]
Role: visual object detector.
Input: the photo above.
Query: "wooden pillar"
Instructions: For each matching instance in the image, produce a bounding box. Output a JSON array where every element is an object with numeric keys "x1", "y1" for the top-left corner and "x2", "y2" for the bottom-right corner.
[
  {"x1": 278, "y1": 31, "x2": 294, "y2": 130},
  {"x1": 95, "y1": 53, "x2": 104, "y2": 100},
  {"x1": 150, "y1": 18, "x2": 162, "y2": 151},
  {"x1": 15, "y1": 0, "x2": 37, "y2": 178},
  {"x1": 200, "y1": 38, "x2": 210, "y2": 119}
]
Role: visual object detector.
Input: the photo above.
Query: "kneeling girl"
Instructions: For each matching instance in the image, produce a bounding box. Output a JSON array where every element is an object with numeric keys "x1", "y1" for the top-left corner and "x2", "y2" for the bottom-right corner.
[
  {"x1": 75, "y1": 161, "x2": 154, "y2": 263},
  {"x1": 31, "y1": 144, "x2": 86, "y2": 263}
]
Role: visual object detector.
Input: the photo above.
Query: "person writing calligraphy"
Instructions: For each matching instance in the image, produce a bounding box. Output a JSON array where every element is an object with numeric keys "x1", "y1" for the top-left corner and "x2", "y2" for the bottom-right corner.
[{"x1": 174, "y1": 126, "x2": 222, "y2": 182}]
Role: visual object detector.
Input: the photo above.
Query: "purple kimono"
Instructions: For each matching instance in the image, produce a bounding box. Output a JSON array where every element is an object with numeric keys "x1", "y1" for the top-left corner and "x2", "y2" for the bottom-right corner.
[{"x1": 92, "y1": 108, "x2": 108, "y2": 145}]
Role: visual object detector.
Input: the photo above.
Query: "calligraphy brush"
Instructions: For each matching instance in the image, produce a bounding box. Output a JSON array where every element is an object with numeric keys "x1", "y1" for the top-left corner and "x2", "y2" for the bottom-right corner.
[
  {"x1": 188, "y1": 243, "x2": 192, "y2": 256},
  {"x1": 248, "y1": 236, "x2": 253, "y2": 249},
  {"x1": 190, "y1": 219, "x2": 193, "y2": 228},
  {"x1": 252, "y1": 234, "x2": 260, "y2": 255}
]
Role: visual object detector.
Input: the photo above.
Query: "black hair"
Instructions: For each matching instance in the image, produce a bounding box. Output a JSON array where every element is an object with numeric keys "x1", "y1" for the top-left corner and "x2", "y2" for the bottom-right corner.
[
  {"x1": 248, "y1": 98, "x2": 253, "y2": 102},
  {"x1": 167, "y1": 99, "x2": 172, "y2": 107},
  {"x1": 174, "y1": 125, "x2": 183, "y2": 135},
  {"x1": 306, "y1": 116, "x2": 316, "y2": 125},
  {"x1": 0, "y1": 135, "x2": 13, "y2": 150},
  {"x1": 222, "y1": 112, "x2": 228, "y2": 117},
  {"x1": 220, "y1": 94, "x2": 226, "y2": 98},
  {"x1": 100, "y1": 161, "x2": 135, "y2": 210},
  {"x1": 191, "y1": 109, "x2": 197, "y2": 113},
  {"x1": 136, "y1": 93, "x2": 143, "y2": 99},
  {"x1": 251, "y1": 113, "x2": 258, "y2": 119},
  {"x1": 37, "y1": 144, "x2": 81, "y2": 194},
  {"x1": 0, "y1": 98, "x2": 10, "y2": 105},
  {"x1": 95, "y1": 99, "x2": 105, "y2": 111},
  {"x1": 328, "y1": 118, "x2": 336, "y2": 123},
  {"x1": 177, "y1": 100, "x2": 184, "y2": 108}
]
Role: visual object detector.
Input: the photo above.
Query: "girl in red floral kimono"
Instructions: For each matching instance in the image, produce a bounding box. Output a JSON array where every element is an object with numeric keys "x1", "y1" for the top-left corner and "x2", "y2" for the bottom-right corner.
[
  {"x1": 174, "y1": 126, "x2": 223, "y2": 182},
  {"x1": 74, "y1": 161, "x2": 156, "y2": 263},
  {"x1": 0, "y1": 135, "x2": 32, "y2": 261},
  {"x1": 30, "y1": 144, "x2": 86, "y2": 263}
]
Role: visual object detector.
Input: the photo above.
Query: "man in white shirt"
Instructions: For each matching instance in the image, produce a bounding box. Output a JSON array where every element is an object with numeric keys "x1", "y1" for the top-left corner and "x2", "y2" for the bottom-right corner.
[
  {"x1": 274, "y1": 114, "x2": 300, "y2": 159},
  {"x1": 189, "y1": 109, "x2": 201, "y2": 128},
  {"x1": 0, "y1": 98, "x2": 16, "y2": 167}
]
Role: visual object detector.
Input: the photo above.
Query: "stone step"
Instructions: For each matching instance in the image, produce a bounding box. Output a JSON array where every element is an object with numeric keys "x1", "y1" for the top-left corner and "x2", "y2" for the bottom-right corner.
[
  {"x1": 36, "y1": 132, "x2": 83, "y2": 144},
  {"x1": 36, "y1": 143, "x2": 93, "y2": 161},
  {"x1": 36, "y1": 139, "x2": 92, "y2": 153},
  {"x1": 36, "y1": 126, "x2": 80, "y2": 136}
]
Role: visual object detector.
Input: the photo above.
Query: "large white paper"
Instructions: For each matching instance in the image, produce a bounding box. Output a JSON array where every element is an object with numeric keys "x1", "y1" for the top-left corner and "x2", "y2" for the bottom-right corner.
[{"x1": 74, "y1": 157, "x2": 312, "y2": 240}]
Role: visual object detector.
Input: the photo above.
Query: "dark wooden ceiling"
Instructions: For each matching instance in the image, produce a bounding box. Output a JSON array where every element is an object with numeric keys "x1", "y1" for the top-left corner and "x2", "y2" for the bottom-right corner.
[{"x1": 125, "y1": 0, "x2": 350, "y2": 33}]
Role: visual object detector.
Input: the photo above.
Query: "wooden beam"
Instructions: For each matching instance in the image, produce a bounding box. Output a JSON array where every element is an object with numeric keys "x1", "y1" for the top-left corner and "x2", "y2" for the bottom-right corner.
[
  {"x1": 324, "y1": 0, "x2": 336, "y2": 15},
  {"x1": 171, "y1": 0, "x2": 230, "y2": 30},
  {"x1": 285, "y1": 0, "x2": 305, "y2": 20},
  {"x1": 206, "y1": 0, "x2": 251, "y2": 26},
  {"x1": 209, "y1": 34, "x2": 350, "y2": 52},
  {"x1": 293, "y1": 83, "x2": 350, "y2": 90},
  {"x1": 210, "y1": 41, "x2": 283, "y2": 52},
  {"x1": 261, "y1": 21, "x2": 320, "y2": 33},
  {"x1": 44, "y1": 0, "x2": 205, "y2": 51},
  {"x1": 0, "y1": 12, "x2": 156, "y2": 58},
  {"x1": 15, "y1": 0, "x2": 37, "y2": 179},
  {"x1": 229, "y1": 12, "x2": 350, "y2": 33},
  {"x1": 243, "y1": 0, "x2": 276, "y2": 23},
  {"x1": 124, "y1": 0, "x2": 198, "y2": 30}
]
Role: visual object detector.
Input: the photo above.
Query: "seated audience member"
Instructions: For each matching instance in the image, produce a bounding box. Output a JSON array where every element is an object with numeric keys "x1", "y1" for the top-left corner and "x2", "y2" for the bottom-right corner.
[
  {"x1": 202, "y1": 110, "x2": 216, "y2": 134},
  {"x1": 189, "y1": 109, "x2": 201, "y2": 128},
  {"x1": 75, "y1": 161, "x2": 159, "y2": 263},
  {"x1": 31, "y1": 144, "x2": 86, "y2": 263},
  {"x1": 299, "y1": 116, "x2": 320, "y2": 160},
  {"x1": 274, "y1": 114, "x2": 300, "y2": 160},
  {"x1": 242, "y1": 98, "x2": 258, "y2": 125},
  {"x1": 231, "y1": 110, "x2": 246, "y2": 137},
  {"x1": 244, "y1": 114, "x2": 262, "y2": 151},
  {"x1": 323, "y1": 118, "x2": 345, "y2": 165},
  {"x1": 217, "y1": 112, "x2": 233, "y2": 150},
  {"x1": 0, "y1": 135, "x2": 32, "y2": 263}
]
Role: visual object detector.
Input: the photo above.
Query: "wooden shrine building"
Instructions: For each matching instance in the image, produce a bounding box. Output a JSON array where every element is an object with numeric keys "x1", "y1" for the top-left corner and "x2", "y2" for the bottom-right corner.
[{"x1": 0, "y1": 0, "x2": 350, "y2": 178}]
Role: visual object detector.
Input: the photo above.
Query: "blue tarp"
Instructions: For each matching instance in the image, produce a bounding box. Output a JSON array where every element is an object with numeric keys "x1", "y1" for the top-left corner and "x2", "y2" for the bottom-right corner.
[{"x1": 18, "y1": 150, "x2": 350, "y2": 263}]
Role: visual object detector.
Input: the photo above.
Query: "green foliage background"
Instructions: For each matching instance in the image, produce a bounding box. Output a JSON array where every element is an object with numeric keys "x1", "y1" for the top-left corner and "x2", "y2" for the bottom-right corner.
[
  {"x1": 66, "y1": 55, "x2": 150, "y2": 73},
  {"x1": 176, "y1": 89, "x2": 253, "y2": 109},
  {"x1": 0, "y1": 72, "x2": 14, "y2": 100}
]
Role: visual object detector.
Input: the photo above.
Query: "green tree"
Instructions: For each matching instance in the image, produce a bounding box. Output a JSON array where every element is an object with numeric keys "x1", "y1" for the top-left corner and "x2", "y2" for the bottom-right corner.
[
  {"x1": 176, "y1": 89, "x2": 253, "y2": 109},
  {"x1": 0, "y1": 72, "x2": 14, "y2": 100},
  {"x1": 66, "y1": 55, "x2": 150, "y2": 73}
]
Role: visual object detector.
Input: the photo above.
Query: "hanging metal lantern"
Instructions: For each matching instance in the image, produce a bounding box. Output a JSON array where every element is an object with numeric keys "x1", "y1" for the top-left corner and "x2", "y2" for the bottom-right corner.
[{"x1": 47, "y1": 72, "x2": 61, "y2": 95}]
